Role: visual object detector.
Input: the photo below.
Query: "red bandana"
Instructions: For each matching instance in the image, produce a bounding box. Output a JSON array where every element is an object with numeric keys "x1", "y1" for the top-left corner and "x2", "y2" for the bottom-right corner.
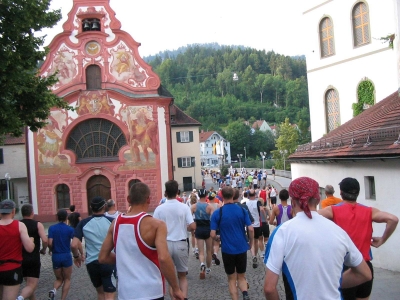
[{"x1": 288, "y1": 177, "x2": 320, "y2": 219}]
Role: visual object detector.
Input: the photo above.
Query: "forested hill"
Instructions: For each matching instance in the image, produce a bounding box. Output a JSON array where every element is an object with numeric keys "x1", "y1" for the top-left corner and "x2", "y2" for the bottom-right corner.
[{"x1": 145, "y1": 44, "x2": 309, "y2": 133}]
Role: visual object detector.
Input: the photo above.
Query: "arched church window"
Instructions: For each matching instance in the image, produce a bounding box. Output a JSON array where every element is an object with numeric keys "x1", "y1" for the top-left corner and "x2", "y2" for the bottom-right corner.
[
  {"x1": 56, "y1": 184, "x2": 70, "y2": 209},
  {"x1": 66, "y1": 118, "x2": 127, "y2": 163}
]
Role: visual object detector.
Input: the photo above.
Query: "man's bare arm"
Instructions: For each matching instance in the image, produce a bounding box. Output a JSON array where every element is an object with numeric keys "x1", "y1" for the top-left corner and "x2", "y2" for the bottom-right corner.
[
  {"x1": 341, "y1": 260, "x2": 372, "y2": 289},
  {"x1": 371, "y1": 208, "x2": 399, "y2": 248},
  {"x1": 318, "y1": 206, "x2": 334, "y2": 220},
  {"x1": 37, "y1": 222, "x2": 48, "y2": 254},
  {"x1": 99, "y1": 221, "x2": 116, "y2": 264},
  {"x1": 269, "y1": 208, "x2": 276, "y2": 225},
  {"x1": 264, "y1": 268, "x2": 280, "y2": 300}
]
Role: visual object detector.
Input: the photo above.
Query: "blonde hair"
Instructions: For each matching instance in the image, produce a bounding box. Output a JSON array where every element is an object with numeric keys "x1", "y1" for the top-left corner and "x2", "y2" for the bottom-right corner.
[{"x1": 190, "y1": 194, "x2": 197, "y2": 205}]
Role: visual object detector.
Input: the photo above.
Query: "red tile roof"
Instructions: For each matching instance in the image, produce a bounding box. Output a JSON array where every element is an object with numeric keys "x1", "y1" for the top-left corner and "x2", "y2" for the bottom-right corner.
[
  {"x1": 290, "y1": 91, "x2": 400, "y2": 161},
  {"x1": 199, "y1": 131, "x2": 215, "y2": 143},
  {"x1": 3, "y1": 134, "x2": 25, "y2": 145},
  {"x1": 252, "y1": 120, "x2": 264, "y2": 129}
]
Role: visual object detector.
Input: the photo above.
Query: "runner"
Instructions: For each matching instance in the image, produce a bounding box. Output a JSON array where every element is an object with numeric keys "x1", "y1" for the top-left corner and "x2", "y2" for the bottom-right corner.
[
  {"x1": 47, "y1": 209, "x2": 74, "y2": 300},
  {"x1": 18, "y1": 204, "x2": 48, "y2": 300},
  {"x1": 191, "y1": 189, "x2": 214, "y2": 279}
]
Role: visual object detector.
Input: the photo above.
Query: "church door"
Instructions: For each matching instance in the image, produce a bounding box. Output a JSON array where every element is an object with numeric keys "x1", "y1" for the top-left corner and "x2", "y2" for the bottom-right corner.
[{"x1": 87, "y1": 175, "x2": 111, "y2": 214}]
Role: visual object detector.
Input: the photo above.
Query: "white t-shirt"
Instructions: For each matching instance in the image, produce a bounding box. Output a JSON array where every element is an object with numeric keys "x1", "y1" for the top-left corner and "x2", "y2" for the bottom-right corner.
[
  {"x1": 270, "y1": 188, "x2": 277, "y2": 197},
  {"x1": 153, "y1": 199, "x2": 194, "y2": 241},
  {"x1": 265, "y1": 212, "x2": 363, "y2": 300}
]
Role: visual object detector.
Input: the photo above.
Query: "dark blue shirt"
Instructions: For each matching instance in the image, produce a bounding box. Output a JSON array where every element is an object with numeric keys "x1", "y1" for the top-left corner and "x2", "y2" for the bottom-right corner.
[{"x1": 48, "y1": 222, "x2": 74, "y2": 254}]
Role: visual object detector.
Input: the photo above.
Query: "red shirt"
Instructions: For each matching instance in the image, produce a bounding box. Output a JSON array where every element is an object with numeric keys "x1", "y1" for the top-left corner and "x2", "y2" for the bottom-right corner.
[
  {"x1": 0, "y1": 220, "x2": 22, "y2": 271},
  {"x1": 332, "y1": 202, "x2": 373, "y2": 260}
]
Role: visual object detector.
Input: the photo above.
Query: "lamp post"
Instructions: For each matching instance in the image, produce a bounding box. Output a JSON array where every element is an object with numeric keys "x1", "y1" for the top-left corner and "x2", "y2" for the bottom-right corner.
[
  {"x1": 244, "y1": 147, "x2": 246, "y2": 163},
  {"x1": 237, "y1": 154, "x2": 243, "y2": 169},
  {"x1": 260, "y1": 152, "x2": 266, "y2": 171},
  {"x1": 192, "y1": 158, "x2": 196, "y2": 189},
  {"x1": 279, "y1": 150, "x2": 288, "y2": 171},
  {"x1": 5, "y1": 173, "x2": 11, "y2": 199}
]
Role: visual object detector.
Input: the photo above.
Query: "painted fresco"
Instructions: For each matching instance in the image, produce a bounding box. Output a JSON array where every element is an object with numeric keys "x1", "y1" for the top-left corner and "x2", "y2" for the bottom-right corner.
[
  {"x1": 76, "y1": 91, "x2": 115, "y2": 116},
  {"x1": 48, "y1": 46, "x2": 77, "y2": 87},
  {"x1": 109, "y1": 43, "x2": 149, "y2": 87},
  {"x1": 37, "y1": 111, "x2": 78, "y2": 175},
  {"x1": 118, "y1": 106, "x2": 158, "y2": 170}
]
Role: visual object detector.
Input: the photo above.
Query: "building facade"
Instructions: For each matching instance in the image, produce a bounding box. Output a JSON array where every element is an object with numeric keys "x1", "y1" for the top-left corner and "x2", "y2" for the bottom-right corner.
[
  {"x1": 27, "y1": 0, "x2": 176, "y2": 221},
  {"x1": 303, "y1": 0, "x2": 399, "y2": 141},
  {"x1": 199, "y1": 131, "x2": 231, "y2": 168},
  {"x1": 170, "y1": 105, "x2": 202, "y2": 192}
]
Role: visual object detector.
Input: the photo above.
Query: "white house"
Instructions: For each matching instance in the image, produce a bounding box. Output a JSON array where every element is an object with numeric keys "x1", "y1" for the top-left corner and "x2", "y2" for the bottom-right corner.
[
  {"x1": 303, "y1": 0, "x2": 398, "y2": 141},
  {"x1": 290, "y1": 0, "x2": 400, "y2": 272},
  {"x1": 0, "y1": 134, "x2": 30, "y2": 217},
  {"x1": 199, "y1": 131, "x2": 231, "y2": 168}
]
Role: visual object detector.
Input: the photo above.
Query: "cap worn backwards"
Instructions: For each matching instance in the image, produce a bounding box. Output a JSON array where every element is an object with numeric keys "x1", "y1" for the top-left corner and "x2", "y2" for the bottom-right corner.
[
  {"x1": 91, "y1": 196, "x2": 106, "y2": 211},
  {"x1": 198, "y1": 189, "x2": 207, "y2": 198},
  {"x1": 0, "y1": 199, "x2": 15, "y2": 213}
]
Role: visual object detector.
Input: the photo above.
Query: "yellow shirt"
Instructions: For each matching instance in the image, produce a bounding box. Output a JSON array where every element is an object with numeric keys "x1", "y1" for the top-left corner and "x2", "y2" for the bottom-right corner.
[{"x1": 321, "y1": 195, "x2": 342, "y2": 209}]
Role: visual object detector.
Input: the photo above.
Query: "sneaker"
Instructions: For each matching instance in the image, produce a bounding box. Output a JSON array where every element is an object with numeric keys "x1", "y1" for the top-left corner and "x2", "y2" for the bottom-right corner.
[
  {"x1": 212, "y1": 259, "x2": 216, "y2": 265},
  {"x1": 260, "y1": 253, "x2": 265, "y2": 259},
  {"x1": 17, "y1": 296, "x2": 24, "y2": 300},
  {"x1": 252, "y1": 256, "x2": 258, "y2": 269},
  {"x1": 195, "y1": 248, "x2": 199, "y2": 259},
  {"x1": 247, "y1": 281, "x2": 250, "y2": 290},
  {"x1": 243, "y1": 293, "x2": 250, "y2": 300},
  {"x1": 48, "y1": 290, "x2": 55, "y2": 300},
  {"x1": 200, "y1": 264, "x2": 206, "y2": 279},
  {"x1": 206, "y1": 268, "x2": 211, "y2": 275},
  {"x1": 212, "y1": 253, "x2": 220, "y2": 265}
]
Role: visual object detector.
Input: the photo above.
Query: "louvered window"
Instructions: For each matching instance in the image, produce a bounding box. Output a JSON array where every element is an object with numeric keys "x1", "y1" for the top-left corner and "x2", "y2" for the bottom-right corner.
[
  {"x1": 353, "y1": 2, "x2": 370, "y2": 47},
  {"x1": 86, "y1": 65, "x2": 101, "y2": 90},
  {"x1": 325, "y1": 89, "x2": 340, "y2": 132},
  {"x1": 320, "y1": 17, "x2": 335, "y2": 57},
  {"x1": 67, "y1": 118, "x2": 127, "y2": 163}
]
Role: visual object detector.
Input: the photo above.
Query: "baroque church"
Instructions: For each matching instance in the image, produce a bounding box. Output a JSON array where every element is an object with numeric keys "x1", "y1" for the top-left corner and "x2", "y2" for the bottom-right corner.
[{"x1": 27, "y1": 0, "x2": 179, "y2": 221}]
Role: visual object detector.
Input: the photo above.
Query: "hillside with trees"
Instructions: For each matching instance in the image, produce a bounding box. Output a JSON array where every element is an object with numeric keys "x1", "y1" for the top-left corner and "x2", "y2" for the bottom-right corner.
[{"x1": 146, "y1": 44, "x2": 310, "y2": 164}]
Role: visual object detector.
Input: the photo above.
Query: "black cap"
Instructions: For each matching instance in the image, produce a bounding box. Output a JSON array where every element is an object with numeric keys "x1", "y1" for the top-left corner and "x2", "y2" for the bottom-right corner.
[
  {"x1": 339, "y1": 178, "x2": 360, "y2": 195},
  {"x1": 91, "y1": 196, "x2": 106, "y2": 211},
  {"x1": 198, "y1": 189, "x2": 207, "y2": 198}
]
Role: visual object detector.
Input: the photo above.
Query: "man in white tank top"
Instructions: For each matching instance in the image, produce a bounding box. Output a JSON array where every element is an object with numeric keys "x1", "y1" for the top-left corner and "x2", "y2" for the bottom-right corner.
[{"x1": 99, "y1": 182, "x2": 184, "y2": 300}]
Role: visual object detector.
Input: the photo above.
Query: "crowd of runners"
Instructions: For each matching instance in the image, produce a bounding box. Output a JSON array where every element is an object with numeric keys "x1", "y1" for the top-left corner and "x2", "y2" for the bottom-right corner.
[{"x1": 0, "y1": 171, "x2": 398, "y2": 300}]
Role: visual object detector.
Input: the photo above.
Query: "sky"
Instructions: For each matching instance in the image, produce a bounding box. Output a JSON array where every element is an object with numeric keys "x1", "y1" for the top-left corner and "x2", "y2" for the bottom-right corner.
[{"x1": 42, "y1": 0, "x2": 307, "y2": 58}]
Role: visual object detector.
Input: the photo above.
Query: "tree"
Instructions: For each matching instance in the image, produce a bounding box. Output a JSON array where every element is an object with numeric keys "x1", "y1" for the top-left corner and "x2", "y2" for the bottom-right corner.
[
  {"x1": 0, "y1": 0, "x2": 71, "y2": 136},
  {"x1": 271, "y1": 118, "x2": 299, "y2": 170},
  {"x1": 225, "y1": 120, "x2": 251, "y2": 156}
]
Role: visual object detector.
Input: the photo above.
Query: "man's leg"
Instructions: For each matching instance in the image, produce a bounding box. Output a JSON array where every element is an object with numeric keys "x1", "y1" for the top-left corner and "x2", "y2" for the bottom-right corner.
[
  {"x1": 20, "y1": 277, "x2": 39, "y2": 300},
  {"x1": 2, "y1": 284, "x2": 20, "y2": 299},
  {"x1": 237, "y1": 272, "x2": 249, "y2": 293},
  {"x1": 205, "y1": 237, "x2": 213, "y2": 269},
  {"x1": 197, "y1": 238, "x2": 205, "y2": 264},
  {"x1": 227, "y1": 273, "x2": 239, "y2": 300},
  {"x1": 60, "y1": 266, "x2": 72, "y2": 300},
  {"x1": 95, "y1": 286, "x2": 105, "y2": 300},
  {"x1": 177, "y1": 272, "x2": 188, "y2": 298}
]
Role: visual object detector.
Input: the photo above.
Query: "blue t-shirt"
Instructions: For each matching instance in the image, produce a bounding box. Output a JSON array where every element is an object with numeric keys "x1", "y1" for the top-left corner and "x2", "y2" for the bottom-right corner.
[
  {"x1": 210, "y1": 203, "x2": 251, "y2": 254},
  {"x1": 257, "y1": 173, "x2": 262, "y2": 181},
  {"x1": 74, "y1": 214, "x2": 113, "y2": 264},
  {"x1": 48, "y1": 222, "x2": 74, "y2": 254}
]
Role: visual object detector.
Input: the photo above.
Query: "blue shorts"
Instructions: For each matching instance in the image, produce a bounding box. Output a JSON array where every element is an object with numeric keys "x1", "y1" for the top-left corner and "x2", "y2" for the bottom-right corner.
[{"x1": 52, "y1": 253, "x2": 72, "y2": 269}]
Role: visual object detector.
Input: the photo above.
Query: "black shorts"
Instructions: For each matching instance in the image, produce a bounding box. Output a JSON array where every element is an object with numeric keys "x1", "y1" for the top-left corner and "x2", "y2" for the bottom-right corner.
[
  {"x1": 260, "y1": 223, "x2": 270, "y2": 238},
  {"x1": 22, "y1": 260, "x2": 41, "y2": 278},
  {"x1": 270, "y1": 197, "x2": 277, "y2": 204},
  {"x1": 195, "y1": 227, "x2": 211, "y2": 240},
  {"x1": 0, "y1": 266, "x2": 23, "y2": 286},
  {"x1": 341, "y1": 261, "x2": 374, "y2": 299},
  {"x1": 253, "y1": 227, "x2": 262, "y2": 239},
  {"x1": 86, "y1": 260, "x2": 117, "y2": 293},
  {"x1": 222, "y1": 252, "x2": 247, "y2": 275}
]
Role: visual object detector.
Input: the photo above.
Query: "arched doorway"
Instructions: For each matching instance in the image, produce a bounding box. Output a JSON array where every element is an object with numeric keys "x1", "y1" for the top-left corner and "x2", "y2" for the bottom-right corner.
[{"x1": 87, "y1": 175, "x2": 111, "y2": 214}]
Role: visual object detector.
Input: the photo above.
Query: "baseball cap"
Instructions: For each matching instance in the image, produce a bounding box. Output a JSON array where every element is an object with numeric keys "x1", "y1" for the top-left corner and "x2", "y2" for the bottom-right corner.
[
  {"x1": 193, "y1": 189, "x2": 197, "y2": 193},
  {"x1": 208, "y1": 192, "x2": 216, "y2": 199},
  {"x1": 0, "y1": 199, "x2": 15, "y2": 213},
  {"x1": 339, "y1": 178, "x2": 360, "y2": 195},
  {"x1": 198, "y1": 189, "x2": 207, "y2": 198},
  {"x1": 91, "y1": 196, "x2": 106, "y2": 211}
]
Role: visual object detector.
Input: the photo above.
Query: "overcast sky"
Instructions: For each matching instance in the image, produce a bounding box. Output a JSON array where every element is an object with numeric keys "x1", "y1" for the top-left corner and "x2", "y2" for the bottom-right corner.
[{"x1": 42, "y1": 0, "x2": 307, "y2": 57}]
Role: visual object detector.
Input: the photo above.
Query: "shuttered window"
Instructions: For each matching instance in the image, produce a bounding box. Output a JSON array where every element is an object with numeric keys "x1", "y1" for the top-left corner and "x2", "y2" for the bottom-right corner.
[
  {"x1": 176, "y1": 131, "x2": 193, "y2": 143},
  {"x1": 325, "y1": 89, "x2": 340, "y2": 132},
  {"x1": 177, "y1": 157, "x2": 195, "y2": 168},
  {"x1": 320, "y1": 17, "x2": 335, "y2": 58},
  {"x1": 353, "y1": 2, "x2": 370, "y2": 47}
]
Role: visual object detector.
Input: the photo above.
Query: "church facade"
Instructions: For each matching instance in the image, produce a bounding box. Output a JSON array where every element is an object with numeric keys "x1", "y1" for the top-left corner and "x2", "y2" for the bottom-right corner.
[{"x1": 27, "y1": 0, "x2": 175, "y2": 221}]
